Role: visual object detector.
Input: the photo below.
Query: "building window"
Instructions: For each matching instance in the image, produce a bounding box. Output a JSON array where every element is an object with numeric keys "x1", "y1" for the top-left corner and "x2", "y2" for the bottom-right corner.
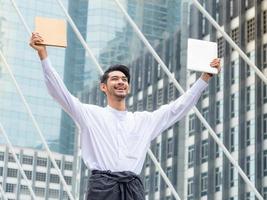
[
  {"x1": 147, "y1": 63, "x2": 152, "y2": 84},
  {"x1": 22, "y1": 155, "x2": 33, "y2": 165},
  {"x1": 230, "y1": 127, "x2": 235, "y2": 152},
  {"x1": 137, "y1": 75, "x2": 142, "y2": 90},
  {"x1": 7, "y1": 168, "x2": 17, "y2": 178},
  {"x1": 264, "y1": 114, "x2": 267, "y2": 139},
  {"x1": 201, "y1": 140, "x2": 208, "y2": 163},
  {"x1": 48, "y1": 189, "x2": 59, "y2": 198},
  {"x1": 201, "y1": 172, "x2": 208, "y2": 196},
  {"x1": 216, "y1": 74, "x2": 222, "y2": 92},
  {"x1": 216, "y1": 100, "x2": 223, "y2": 124},
  {"x1": 64, "y1": 161, "x2": 73, "y2": 171},
  {"x1": 36, "y1": 172, "x2": 46, "y2": 182},
  {"x1": 246, "y1": 86, "x2": 251, "y2": 111},
  {"x1": 51, "y1": 160, "x2": 61, "y2": 168},
  {"x1": 24, "y1": 170, "x2": 32, "y2": 180},
  {"x1": 189, "y1": 114, "x2": 195, "y2": 136},
  {"x1": 145, "y1": 176, "x2": 149, "y2": 193},
  {"x1": 37, "y1": 157, "x2": 47, "y2": 167},
  {"x1": 64, "y1": 176, "x2": 72, "y2": 185},
  {"x1": 50, "y1": 174, "x2": 59, "y2": 183},
  {"x1": 230, "y1": 94, "x2": 235, "y2": 118},
  {"x1": 187, "y1": 178, "x2": 194, "y2": 199},
  {"x1": 263, "y1": 84, "x2": 267, "y2": 103},
  {"x1": 263, "y1": 44, "x2": 267, "y2": 68},
  {"x1": 230, "y1": 163, "x2": 234, "y2": 187},
  {"x1": 263, "y1": 11, "x2": 267, "y2": 34},
  {"x1": 5, "y1": 183, "x2": 15, "y2": 193},
  {"x1": 246, "y1": 51, "x2": 255, "y2": 77},
  {"x1": 0, "y1": 152, "x2": 4, "y2": 161},
  {"x1": 263, "y1": 150, "x2": 267, "y2": 176},
  {"x1": 217, "y1": 37, "x2": 224, "y2": 57},
  {"x1": 168, "y1": 82, "x2": 174, "y2": 101},
  {"x1": 231, "y1": 28, "x2": 239, "y2": 46},
  {"x1": 246, "y1": 120, "x2": 255, "y2": 146},
  {"x1": 137, "y1": 100, "x2": 143, "y2": 111},
  {"x1": 145, "y1": 156, "x2": 150, "y2": 168},
  {"x1": 8, "y1": 153, "x2": 15, "y2": 162},
  {"x1": 246, "y1": 192, "x2": 251, "y2": 200},
  {"x1": 20, "y1": 185, "x2": 29, "y2": 195},
  {"x1": 147, "y1": 94, "x2": 153, "y2": 111},
  {"x1": 215, "y1": 133, "x2": 221, "y2": 158},
  {"x1": 154, "y1": 172, "x2": 159, "y2": 191},
  {"x1": 246, "y1": 120, "x2": 251, "y2": 146},
  {"x1": 247, "y1": 18, "x2": 255, "y2": 43},
  {"x1": 202, "y1": 107, "x2": 209, "y2": 131},
  {"x1": 215, "y1": 167, "x2": 222, "y2": 191},
  {"x1": 35, "y1": 187, "x2": 45, "y2": 197},
  {"x1": 155, "y1": 143, "x2": 161, "y2": 161},
  {"x1": 188, "y1": 145, "x2": 194, "y2": 168},
  {"x1": 202, "y1": 16, "x2": 207, "y2": 36},
  {"x1": 231, "y1": 59, "x2": 239, "y2": 84},
  {"x1": 167, "y1": 138, "x2": 173, "y2": 158},
  {"x1": 0, "y1": 167, "x2": 3, "y2": 176},
  {"x1": 63, "y1": 191, "x2": 69, "y2": 199},
  {"x1": 245, "y1": 156, "x2": 255, "y2": 180},
  {"x1": 231, "y1": 61, "x2": 235, "y2": 84},
  {"x1": 157, "y1": 88, "x2": 163, "y2": 107},
  {"x1": 230, "y1": 0, "x2": 234, "y2": 18},
  {"x1": 166, "y1": 167, "x2": 172, "y2": 179},
  {"x1": 157, "y1": 64, "x2": 161, "y2": 79}
]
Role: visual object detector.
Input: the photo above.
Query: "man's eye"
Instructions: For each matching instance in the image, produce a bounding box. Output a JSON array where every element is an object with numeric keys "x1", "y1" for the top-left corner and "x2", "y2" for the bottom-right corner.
[{"x1": 122, "y1": 78, "x2": 128, "y2": 82}]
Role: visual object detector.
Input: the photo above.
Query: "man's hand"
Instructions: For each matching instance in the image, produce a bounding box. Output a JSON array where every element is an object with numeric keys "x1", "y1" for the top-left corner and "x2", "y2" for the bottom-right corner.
[
  {"x1": 201, "y1": 58, "x2": 221, "y2": 82},
  {"x1": 29, "y1": 32, "x2": 47, "y2": 60}
]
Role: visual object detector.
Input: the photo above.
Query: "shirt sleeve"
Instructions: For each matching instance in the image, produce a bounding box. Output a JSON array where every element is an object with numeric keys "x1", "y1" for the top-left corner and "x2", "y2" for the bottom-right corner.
[
  {"x1": 41, "y1": 57, "x2": 85, "y2": 125},
  {"x1": 148, "y1": 78, "x2": 208, "y2": 140}
]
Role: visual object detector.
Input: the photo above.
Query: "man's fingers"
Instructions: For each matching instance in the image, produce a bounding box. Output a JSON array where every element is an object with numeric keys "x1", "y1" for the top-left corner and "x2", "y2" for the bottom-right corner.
[{"x1": 210, "y1": 58, "x2": 221, "y2": 68}]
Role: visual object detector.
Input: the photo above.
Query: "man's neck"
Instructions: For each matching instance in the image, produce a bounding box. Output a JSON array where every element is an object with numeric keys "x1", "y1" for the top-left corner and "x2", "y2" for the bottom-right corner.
[{"x1": 107, "y1": 99, "x2": 126, "y2": 111}]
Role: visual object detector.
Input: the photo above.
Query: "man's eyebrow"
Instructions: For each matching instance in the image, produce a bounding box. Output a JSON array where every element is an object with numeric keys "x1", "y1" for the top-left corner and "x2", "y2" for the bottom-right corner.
[{"x1": 110, "y1": 75, "x2": 127, "y2": 78}]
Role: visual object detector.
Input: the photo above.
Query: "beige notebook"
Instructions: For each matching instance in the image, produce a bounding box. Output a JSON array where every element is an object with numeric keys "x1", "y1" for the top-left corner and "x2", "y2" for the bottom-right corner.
[{"x1": 35, "y1": 17, "x2": 67, "y2": 48}]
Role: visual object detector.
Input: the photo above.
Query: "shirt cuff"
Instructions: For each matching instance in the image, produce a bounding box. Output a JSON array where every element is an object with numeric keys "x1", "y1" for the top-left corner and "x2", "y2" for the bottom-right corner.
[
  {"x1": 190, "y1": 78, "x2": 208, "y2": 92},
  {"x1": 41, "y1": 57, "x2": 51, "y2": 70}
]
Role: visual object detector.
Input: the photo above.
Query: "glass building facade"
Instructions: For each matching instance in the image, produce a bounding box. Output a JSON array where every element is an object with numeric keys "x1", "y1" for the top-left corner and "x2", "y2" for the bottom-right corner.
[{"x1": 0, "y1": 0, "x2": 69, "y2": 151}]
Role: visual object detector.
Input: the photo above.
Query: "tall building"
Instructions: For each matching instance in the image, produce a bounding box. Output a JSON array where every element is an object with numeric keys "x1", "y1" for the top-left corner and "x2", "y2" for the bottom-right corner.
[
  {"x1": 0, "y1": 0, "x2": 69, "y2": 152},
  {"x1": 0, "y1": 0, "x2": 89, "y2": 155},
  {"x1": 0, "y1": 144, "x2": 75, "y2": 200},
  {"x1": 98, "y1": 0, "x2": 181, "y2": 68},
  {"x1": 83, "y1": 0, "x2": 267, "y2": 200},
  {"x1": 184, "y1": 0, "x2": 267, "y2": 200}
]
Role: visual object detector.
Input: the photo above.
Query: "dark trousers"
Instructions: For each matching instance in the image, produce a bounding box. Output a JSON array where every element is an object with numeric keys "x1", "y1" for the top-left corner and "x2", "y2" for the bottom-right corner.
[{"x1": 86, "y1": 170, "x2": 145, "y2": 200}]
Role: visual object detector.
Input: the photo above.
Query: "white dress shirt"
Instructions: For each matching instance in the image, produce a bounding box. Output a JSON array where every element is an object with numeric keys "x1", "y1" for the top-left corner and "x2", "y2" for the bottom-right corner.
[{"x1": 41, "y1": 57, "x2": 208, "y2": 174}]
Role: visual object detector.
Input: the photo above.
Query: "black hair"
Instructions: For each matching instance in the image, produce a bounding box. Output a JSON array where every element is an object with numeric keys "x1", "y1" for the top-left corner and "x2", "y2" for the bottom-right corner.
[{"x1": 100, "y1": 64, "x2": 130, "y2": 84}]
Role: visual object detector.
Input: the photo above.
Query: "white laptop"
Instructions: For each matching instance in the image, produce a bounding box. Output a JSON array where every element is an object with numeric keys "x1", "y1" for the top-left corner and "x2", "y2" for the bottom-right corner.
[{"x1": 187, "y1": 38, "x2": 218, "y2": 74}]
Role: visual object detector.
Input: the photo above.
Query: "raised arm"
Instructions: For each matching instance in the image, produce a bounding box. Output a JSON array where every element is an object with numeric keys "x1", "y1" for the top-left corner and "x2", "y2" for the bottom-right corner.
[
  {"x1": 148, "y1": 58, "x2": 221, "y2": 140},
  {"x1": 29, "y1": 32, "x2": 84, "y2": 125}
]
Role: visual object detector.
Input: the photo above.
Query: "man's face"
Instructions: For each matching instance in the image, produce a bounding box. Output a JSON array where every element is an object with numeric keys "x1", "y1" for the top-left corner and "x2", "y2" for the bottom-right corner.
[{"x1": 101, "y1": 70, "x2": 130, "y2": 100}]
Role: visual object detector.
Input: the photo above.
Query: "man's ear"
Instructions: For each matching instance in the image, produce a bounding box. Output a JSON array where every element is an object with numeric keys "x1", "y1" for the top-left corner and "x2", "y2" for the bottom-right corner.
[{"x1": 100, "y1": 83, "x2": 107, "y2": 93}]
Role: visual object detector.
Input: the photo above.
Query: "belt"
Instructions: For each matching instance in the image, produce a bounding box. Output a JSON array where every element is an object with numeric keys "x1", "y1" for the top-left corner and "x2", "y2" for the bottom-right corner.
[{"x1": 90, "y1": 170, "x2": 144, "y2": 200}]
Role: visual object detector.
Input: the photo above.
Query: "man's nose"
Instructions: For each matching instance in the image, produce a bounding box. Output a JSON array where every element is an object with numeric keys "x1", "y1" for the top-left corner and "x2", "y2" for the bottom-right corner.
[{"x1": 117, "y1": 78, "x2": 125, "y2": 84}]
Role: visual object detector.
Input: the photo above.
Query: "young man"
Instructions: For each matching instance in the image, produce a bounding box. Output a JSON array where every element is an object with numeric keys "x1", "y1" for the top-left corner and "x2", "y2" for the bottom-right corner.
[{"x1": 30, "y1": 33, "x2": 221, "y2": 200}]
